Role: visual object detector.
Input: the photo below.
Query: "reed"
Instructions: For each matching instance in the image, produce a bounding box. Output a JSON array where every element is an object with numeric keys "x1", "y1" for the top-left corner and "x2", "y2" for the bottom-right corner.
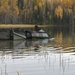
[{"x1": 17, "y1": 71, "x2": 20, "y2": 75}]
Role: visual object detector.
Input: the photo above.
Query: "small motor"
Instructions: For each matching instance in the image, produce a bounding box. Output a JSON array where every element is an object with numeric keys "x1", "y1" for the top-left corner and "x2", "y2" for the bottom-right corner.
[{"x1": 24, "y1": 30, "x2": 32, "y2": 39}]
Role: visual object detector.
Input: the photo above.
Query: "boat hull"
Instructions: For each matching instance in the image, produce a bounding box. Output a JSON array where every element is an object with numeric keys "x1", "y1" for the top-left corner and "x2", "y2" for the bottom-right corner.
[
  {"x1": 31, "y1": 32, "x2": 49, "y2": 39},
  {"x1": 0, "y1": 29, "x2": 11, "y2": 40},
  {"x1": 0, "y1": 29, "x2": 49, "y2": 40}
]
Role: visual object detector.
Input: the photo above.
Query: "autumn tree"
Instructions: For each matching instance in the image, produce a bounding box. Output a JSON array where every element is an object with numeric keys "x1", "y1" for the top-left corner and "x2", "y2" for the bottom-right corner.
[
  {"x1": 62, "y1": 0, "x2": 73, "y2": 25},
  {"x1": 0, "y1": 0, "x2": 9, "y2": 23},
  {"x1": 0, "y1": 0, "x2": 74, "y2": 25},
  {"x1": 55, "y1": 5, "x2": 63, "y2": 19},
  {"x1": 52, "y1": 0, "x2": 62, "y2": 25},
  {"x1": 0, "y1": 0, "x2": 19, "y2": 24},
  {"x1": 9, "y1": 0, "x2": 19, "y2": 23},
  {"x1": 33, "y1": 0, "x2": 45, "y2": 24},
  {"x1": 72, "y1": 0, "x2": 75, "y2": 25}
]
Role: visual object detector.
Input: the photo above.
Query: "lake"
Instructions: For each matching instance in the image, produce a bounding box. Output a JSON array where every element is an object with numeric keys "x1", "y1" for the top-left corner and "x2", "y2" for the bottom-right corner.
[{"x1": 0, "y1": 26, "x2": 75, "y2": 75}]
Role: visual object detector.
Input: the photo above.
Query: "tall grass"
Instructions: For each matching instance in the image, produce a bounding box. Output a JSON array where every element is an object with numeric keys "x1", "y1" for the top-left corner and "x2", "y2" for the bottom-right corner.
[{"x1": 17, "y1": 71, "x2": 20, "y2": 75}]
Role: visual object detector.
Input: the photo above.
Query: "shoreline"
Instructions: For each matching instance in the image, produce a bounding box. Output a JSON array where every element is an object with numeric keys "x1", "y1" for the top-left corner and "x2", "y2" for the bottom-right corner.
[{"x1": 0, "y1": 24, "x2": 50, "y2": 28}]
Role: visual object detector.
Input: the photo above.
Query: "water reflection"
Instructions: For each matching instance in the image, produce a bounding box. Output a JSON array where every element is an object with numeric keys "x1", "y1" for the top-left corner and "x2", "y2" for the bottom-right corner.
[
  {"x1": 45, "y1": 26, "x2": 75, "y2": 48},
  {"x1": 0, "y1": 39, "x2": 75, "y2": 75},
  {"x1": 0, "y1": 26, "x2": 75, "y2": 75},
  {"x1": 0, "y1": 39, "x2": 50, "y2": 56}
]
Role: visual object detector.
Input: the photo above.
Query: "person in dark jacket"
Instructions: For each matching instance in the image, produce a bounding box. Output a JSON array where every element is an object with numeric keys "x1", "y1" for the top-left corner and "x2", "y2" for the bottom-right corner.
[{"x1": 34, "y1": 25, "x2": 41, "y2": 32}]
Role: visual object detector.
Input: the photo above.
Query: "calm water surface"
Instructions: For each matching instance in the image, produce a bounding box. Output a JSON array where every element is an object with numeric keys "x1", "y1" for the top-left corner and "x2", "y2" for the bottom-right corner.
[{"x1": 0, "y1": 26, "x2": 75, "y2": 75}]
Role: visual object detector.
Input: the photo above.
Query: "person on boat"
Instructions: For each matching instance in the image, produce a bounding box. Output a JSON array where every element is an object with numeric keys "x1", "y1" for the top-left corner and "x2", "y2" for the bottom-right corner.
[{"x1": 34, "y1": 24, "x2": 41, "y2": 32}]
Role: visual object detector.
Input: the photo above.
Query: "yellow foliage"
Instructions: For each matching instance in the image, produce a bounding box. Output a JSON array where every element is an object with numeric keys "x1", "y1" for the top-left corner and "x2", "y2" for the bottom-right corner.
[
  {"x1": 55, "y1": 5, "x2": 63, "y2": 19},
  {"x1": 34, "y1": 5, "x2": 38, "y2": 10},
  {"x1": 34, "y1": 0, "x2": 44, "y2": 8},
  {"x1": 24, "y1": 0, "x2": 27, "y2": 3},
  {"x1": 39, "y1": 2, "x2": 43, "y2": 7},
  {"x1": 62, "y1": 0, "x2": 72, "y2": 8},
  {"x1": 0, "y1": 0, "x2": 9, "y2": 13},
  {"x1": 9, "y1": 0, "x2": 19, "y2": 16},
  {"x1": 55, "y1": 32, "x2": 63, "y2": 47},
  {"x1": 68, "y1": 9, "x2": 72, "y2": 14},
  {"x1": 42, "y1": 1, "x2": 45, "y2": 6},
  {"x1": 38, "y1": 0, "x2": 44, "y2": 7},
  {"x1": 0, "y1": 0, "x2": 19, "y2": 16},
  {"x1": 54, "y1": 0, "x2": 61, "y2": 4}
]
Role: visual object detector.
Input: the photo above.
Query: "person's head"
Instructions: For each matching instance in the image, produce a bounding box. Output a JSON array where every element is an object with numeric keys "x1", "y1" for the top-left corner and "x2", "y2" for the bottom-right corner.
[{"x1": 35, "y1": 24, "x2": 38, "y2": 27}]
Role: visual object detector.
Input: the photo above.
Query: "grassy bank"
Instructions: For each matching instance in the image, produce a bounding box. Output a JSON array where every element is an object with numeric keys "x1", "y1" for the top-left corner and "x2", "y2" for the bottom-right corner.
[
  {"x1": 0, "y1": 24, "x2": 34, "y2": 28},
  {"x1": 0, "y1": 24, "x2": 49, "y2": 28}
]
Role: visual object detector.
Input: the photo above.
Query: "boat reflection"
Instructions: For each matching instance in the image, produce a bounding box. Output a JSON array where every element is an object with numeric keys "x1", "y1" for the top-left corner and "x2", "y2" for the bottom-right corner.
[{"x1": 0, "y1": 39, "x2": 51, "y2": 57}]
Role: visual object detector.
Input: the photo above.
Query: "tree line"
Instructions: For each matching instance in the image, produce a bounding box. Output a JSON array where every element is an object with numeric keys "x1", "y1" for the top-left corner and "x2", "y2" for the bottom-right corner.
[{"x1": 0, "y1": 0, "x2": 75, "y2": 25}]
